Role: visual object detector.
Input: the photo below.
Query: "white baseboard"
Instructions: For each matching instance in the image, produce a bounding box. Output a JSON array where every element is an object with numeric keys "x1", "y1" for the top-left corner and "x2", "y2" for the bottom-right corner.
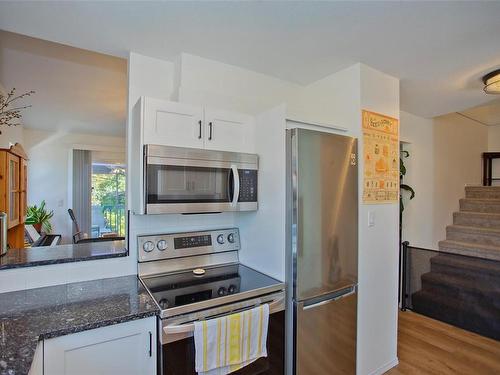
[{"x1": 367, "y1": 357, "x2": 399, "y2": 375}]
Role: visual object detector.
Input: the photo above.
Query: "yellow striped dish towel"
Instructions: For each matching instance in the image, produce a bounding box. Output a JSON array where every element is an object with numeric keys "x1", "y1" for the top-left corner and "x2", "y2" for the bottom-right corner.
[{"x1": 194, "y1": 304, "x2": 269, "y2": 375}]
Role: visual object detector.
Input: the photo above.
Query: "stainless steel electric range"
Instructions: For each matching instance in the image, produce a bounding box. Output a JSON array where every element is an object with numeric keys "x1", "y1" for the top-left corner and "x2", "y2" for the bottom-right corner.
[{"x1": 137, "y1": 228, "x2": 285, "y2": 375}]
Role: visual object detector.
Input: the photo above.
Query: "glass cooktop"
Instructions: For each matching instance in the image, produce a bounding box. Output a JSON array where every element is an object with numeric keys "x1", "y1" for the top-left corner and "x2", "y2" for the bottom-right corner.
[{"x1": 140, "y1": 264, "x2": 283, "y2": 317}]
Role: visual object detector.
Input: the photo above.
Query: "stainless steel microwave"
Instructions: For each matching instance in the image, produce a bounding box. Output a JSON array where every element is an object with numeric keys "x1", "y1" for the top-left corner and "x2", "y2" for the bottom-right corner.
[{"x1": 144, "y1": 145, "x2": 258, "y2": 214}]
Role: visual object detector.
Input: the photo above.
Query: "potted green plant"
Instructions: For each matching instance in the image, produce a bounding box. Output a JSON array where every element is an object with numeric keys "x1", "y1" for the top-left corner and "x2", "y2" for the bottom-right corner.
[
  {"x1": 26, "y1": 200, "x2": 54, "y2": 234},
  {"x1": 400, "y1": 150, "x2": 415, "y2": 214}
]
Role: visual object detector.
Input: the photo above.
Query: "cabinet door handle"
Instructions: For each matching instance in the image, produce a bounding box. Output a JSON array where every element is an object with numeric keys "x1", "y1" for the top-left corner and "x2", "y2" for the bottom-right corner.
[
  {"x1": 149, "y1": 331, "x2": 152, "y2": 357},
  {"x1": 198, "y1": 120, "x2": 202, "y2": 139},
  {"x1": 208, "y1": 122, "x2": 213, "y2": 141}
]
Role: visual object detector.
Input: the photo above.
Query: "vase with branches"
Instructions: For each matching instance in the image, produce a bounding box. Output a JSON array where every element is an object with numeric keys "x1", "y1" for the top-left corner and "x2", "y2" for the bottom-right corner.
[{"x1": 0, "y1": 88, "x2": 35, "y2": 135}]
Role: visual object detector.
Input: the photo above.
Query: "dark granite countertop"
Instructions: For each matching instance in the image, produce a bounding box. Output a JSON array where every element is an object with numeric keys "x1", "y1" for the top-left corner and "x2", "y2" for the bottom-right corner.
[
  {"x1": 0, "y1": 275, "x2": 159, "y2": 375},
  {"x1": 0, "y1": 240, "x2": 128, "y2": 270}
]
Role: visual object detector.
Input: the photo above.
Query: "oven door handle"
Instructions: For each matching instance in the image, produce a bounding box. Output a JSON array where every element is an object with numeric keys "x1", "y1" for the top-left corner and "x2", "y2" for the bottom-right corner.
[
  {"x1": 230, "y1": 164, "x2": 240, "y2": 207},
  {"x1": 163, "y1": 298, "x2": 284, "y2": 336}
]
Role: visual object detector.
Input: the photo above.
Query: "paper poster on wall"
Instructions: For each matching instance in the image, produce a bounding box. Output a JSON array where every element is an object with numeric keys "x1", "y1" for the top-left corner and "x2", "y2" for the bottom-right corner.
[{"x1": 362, "y1": 110, "x2": 399, "y2": 204}]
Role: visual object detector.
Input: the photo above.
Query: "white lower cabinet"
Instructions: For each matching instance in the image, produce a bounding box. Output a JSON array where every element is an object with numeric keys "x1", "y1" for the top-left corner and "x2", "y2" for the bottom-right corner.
[
  {"x1": 28, "y1": 341, "x2": 43, "y2": 375},
  {"x1": 43, "y1": 317, "x2": 157, "y2": 375}
]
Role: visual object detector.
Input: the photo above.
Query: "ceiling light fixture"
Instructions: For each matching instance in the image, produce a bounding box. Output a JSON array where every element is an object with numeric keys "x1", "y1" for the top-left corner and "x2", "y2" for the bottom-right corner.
[{"x1": 483, "y1": 69, "x2": 500, "y2": 94}]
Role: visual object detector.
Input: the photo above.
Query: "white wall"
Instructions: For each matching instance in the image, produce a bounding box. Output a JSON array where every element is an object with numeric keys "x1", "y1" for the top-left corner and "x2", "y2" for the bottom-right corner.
[
  {"x1": 5, "y1": 53, "x2": 401, "y2": 375},
  {"x1": 433, "y1": 113, "x2": 488, "y2": 243},
  {"x1": 175, "y1": 53, "x2": 302, "y2": 115},
  {"x1": 236, "y1": 105, "x2": 287, "y2": 281},
  {"x1": 0, "y1": 123, "x2": 24, "y2": 149},
  {"x1": 290, "y1": 64, "x2": 362, "y2": 130},
  {"x1": 400, "y1": 111, "x2": 435, "y2": 249},
  {"x1": 400, "y1": 111, "x2": 489, "y2": 249},
  {"x1": 231, "y1": 61, "x2": 400, "y2": 375},
  {"x1": 127, "y1": 54, "x2": 400, "y2": 375},
  {"x1": 23, "y1": 128, "x2": 125, "y2": 243},
  {"x1": 126, "y1": 52, "x2": 239, "y2": 271},
  {"x1": 488, "y1": 125, "x2": 500, "y2": 184},
  {"x1": 358, "y1": 64, "x2": 400, "y2": 375}
]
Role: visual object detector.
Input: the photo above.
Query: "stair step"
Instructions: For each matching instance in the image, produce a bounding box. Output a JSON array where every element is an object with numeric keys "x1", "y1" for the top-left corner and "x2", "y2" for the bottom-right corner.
[
  {"x1": 453, "y1": 211, "x2": 500, "y2": 229},
  {"x1": 459, "y1": 198, "x2": 500, "y2": 214},
  {"x1": 446, "y1": 225, "x2": 500, "y2": 247},
  {"x1": 430, "y1": 253, "x2": 500, "y2": 280},
  {"x1": 465, "y1": 186, "x2": 500, "y2": 199},
  {"x1": 438, "y1": 240, "x2": 500, "y2": 261},
  {"x1": 420, "y1": 272, "x2": 500, "y2": 308},
  {"x1": 411, "y1": 290, "x2": 500, "y2": 340}
]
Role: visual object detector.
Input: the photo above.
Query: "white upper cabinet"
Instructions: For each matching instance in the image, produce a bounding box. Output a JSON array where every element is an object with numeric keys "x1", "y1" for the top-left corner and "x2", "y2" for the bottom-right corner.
[
  {"x1": 204, "y1": 108, "x2": 254, "y2": 153},
  {"x1": 143, "y1": 97, "x2": 204, "y2": 149},
  {"x1": 138, "y1": 97, "x2": 255, "y2": 153}
]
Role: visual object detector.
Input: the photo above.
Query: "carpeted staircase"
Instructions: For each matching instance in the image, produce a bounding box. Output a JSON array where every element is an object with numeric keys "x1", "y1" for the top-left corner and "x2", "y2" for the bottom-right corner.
[{"x1": 412, "y1": 186, "x2": 500, "y2": 340}]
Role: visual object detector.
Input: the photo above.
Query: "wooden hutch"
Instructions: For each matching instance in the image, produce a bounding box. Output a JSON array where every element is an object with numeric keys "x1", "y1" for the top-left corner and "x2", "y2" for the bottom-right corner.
[{"x1": 0, "y1": 143, "x2": 28, "y2": 249}]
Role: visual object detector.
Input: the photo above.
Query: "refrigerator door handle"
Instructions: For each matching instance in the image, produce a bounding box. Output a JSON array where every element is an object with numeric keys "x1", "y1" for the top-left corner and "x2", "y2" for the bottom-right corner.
[{"x1": 302, "y1": 286, "x2": 357, "y2": 310}]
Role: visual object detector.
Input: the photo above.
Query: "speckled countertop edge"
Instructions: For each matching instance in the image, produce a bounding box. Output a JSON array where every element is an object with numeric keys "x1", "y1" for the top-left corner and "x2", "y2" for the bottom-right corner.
[
  {"x1": 0, "y1": 275, "x2": 160, "y2": 375},
  {"x1": 0, "y1": 249, "x2": 128, "y2": 270},
  {"x1": 0, "y1": 241, "x2": 128, "y2": 270}
]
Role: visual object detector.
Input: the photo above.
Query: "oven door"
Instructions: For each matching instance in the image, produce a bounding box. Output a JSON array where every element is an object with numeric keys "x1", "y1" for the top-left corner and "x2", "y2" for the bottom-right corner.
[
  {"x1": 160, "y1": 294, "x2": 284, "y2": 375},
  {"x1": 145, "y1": 158, "x2": 257, "y2": 214},
  {"x1": 146, "y1": 163, "x2": 234, "y2": 211}
]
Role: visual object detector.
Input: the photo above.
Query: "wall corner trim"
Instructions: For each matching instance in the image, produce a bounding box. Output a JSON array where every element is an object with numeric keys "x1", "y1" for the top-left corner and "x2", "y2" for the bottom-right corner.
[{"x1": 366, "y1": 357, "x2": 399, "y2": 375}]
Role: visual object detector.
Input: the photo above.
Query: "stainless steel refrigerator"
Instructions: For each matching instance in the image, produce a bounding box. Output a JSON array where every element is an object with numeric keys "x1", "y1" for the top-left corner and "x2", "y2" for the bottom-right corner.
[{"x1": 286, "y1": 128, "x2": 358, "y2": 375}]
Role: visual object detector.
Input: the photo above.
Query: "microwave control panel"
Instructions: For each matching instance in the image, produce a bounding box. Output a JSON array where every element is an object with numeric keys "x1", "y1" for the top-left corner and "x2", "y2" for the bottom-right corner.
[{"x1": 238, "y1": 169, "x2": 258, "y2": 202}]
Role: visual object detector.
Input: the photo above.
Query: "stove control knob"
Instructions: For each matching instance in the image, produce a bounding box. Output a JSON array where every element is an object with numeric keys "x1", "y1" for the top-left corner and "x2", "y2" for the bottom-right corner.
[
  {"x1": 217, "y1": 287, "x2": 227, "y2": 296},
  {"x1": 217, "y1": 234, "x2": 225, "y2": 244},
  {"x1": 227, "y1": 233, "x2": 235, "y2": 243},
  {"x1": 157, "y1": 240, "x2": 168, "y2": 251},
  {"x1": 228, "y1": 284, "x2": 237, "y2": 294},
  {"x1": 143, "y1": 241, "x2": 155, "y2": 253},
  {"x1": 158, "y1": 298, "x2": 170, "y2": 309}
]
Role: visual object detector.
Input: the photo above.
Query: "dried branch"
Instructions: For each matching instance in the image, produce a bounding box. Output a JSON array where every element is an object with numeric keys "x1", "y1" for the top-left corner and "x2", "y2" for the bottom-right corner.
[{"x1": 0, "y1": 88, "x2": 35, "y2": 129}]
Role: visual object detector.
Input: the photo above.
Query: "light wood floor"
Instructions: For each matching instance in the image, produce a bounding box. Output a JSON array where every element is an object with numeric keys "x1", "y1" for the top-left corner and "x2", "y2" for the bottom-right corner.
[{"x1": 387, "y1": 311, "x2": 500, "y2": 374}]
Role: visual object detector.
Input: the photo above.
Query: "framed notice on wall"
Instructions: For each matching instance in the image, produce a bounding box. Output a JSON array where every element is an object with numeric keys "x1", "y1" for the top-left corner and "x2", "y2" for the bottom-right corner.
[{"x1": 362, "y1": 110, "x2": 399, "y2": 204}]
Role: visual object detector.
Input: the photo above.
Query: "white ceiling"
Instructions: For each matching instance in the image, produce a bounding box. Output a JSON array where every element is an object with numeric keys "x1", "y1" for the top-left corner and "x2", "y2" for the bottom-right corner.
[
  {"x1": 1, "y1": 1, "x2": 500, "y2": 119},
  {"x1": 459, "y1": 98, "x2": 500, "y2": 127},
  {"x1": 0, "y1": 30, "x2": 127, "y2": 136}
]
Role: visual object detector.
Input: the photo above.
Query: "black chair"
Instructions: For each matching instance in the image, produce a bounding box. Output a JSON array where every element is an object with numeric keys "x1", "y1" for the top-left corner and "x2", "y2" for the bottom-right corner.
[{"x1": 68, "y1": 208, "x2": 124, "y2": 244}]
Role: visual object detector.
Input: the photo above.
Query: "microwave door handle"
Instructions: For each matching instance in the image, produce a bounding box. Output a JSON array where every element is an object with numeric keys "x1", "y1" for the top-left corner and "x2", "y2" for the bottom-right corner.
[{"x1": 231, "y1": 165, "x2": 240, "y2": 207}]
